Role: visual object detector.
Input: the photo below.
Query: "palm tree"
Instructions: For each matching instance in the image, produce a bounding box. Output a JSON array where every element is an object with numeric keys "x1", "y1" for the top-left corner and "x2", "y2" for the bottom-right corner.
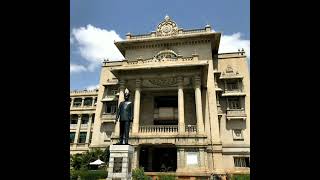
[{"x1": 71, "y1": 153, "x2": 83, "y2": 170}]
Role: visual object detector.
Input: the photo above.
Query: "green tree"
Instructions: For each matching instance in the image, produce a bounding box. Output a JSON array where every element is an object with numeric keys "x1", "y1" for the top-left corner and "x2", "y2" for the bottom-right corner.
[
  {"x1": 71, "y1": 153, "x2": 83, "y2": 170},
  {"x1": 70, "y1": 147, "x2": 110, "y2": 170}
]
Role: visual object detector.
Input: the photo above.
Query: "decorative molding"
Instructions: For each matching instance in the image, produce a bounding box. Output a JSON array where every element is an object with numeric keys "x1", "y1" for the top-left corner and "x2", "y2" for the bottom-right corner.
[
  {"x1": 148, "y1": 78, "x2": 178, "y2": 87},
  {"x1": 155, "y1": 49, "x2": 178, "y2": 60},
  {"x1": 156, "y1": 15, "x2": 178, "y2": 36}
]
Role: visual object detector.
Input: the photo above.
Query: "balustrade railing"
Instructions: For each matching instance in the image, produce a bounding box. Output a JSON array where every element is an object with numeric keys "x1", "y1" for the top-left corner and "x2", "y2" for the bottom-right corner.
[
  {"x1": 70, "y1": 124, "x2": 77, "y2": 129},
  {"x1": 81, "y1": 124, "x2": 88, "y2": 129},
  {"x1": 139, "y1": 125, "x2": 178, "y2": 134},
  {"x1": 185, "y1": 125, "x2": 197, "y2": 132},
  {"x1": 226, "y1": 109, "x2": 246, "y2": 117}
]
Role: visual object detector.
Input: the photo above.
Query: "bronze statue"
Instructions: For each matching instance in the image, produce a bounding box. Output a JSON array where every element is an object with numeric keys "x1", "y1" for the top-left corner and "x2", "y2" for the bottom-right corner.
[{"x1": 115, "y1": 92, "x2": 133, "y2": 145}]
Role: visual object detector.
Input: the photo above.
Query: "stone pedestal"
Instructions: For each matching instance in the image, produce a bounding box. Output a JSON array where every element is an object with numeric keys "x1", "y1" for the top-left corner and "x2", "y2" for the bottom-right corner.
[{"x1": 107, "y1": 145, "x2": 134, "y2": 180}]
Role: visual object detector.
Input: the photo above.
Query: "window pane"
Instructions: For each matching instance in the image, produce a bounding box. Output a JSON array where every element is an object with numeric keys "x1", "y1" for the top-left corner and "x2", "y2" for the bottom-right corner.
[
  {"x1": 70, "y1": 133, "x2": 75, "y2": 142},
  {"x1": 78, "y1": 132, "x2": 87, "y2": 143}
]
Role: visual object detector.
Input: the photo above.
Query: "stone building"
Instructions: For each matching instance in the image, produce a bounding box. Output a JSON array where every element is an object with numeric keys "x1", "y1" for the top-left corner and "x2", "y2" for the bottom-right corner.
[{"x1": 70, "y1": 16, "x2": 250, "y2": 178}]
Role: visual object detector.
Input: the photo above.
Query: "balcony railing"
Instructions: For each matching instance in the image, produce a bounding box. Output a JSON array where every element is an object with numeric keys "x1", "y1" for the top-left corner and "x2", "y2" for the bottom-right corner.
[
  {"x1": 139, "y1": 125, "x2": 178, "y2": 134},
  {"x1": 226, "y1": 109, "x2": 246, "y2": 118},
  {"x1": 185, "y1": 125, "x2": 197, "y2": 133},
  {"x1": 70, "y1": 124, "x2": 77, "y2": 129},
  {"x1": 101, "y1": 114, "x2": 116, "y2": 120},
  {"x1": 224, "y1": 88, "x2": 243, "y2": 93},
  {"x1": 81, "y1": 124, "x2": 88, "y2": 129}
]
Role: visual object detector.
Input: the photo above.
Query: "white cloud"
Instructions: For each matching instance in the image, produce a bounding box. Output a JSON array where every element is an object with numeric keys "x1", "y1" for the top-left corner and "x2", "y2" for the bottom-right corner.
[
  {"x1": 71, "y1": 24, "x2": 124, "y2": 72},
  {"x1": 219, "y1": 32, "x2": 250, "y2": 58},
  {"x1": 70, "y1": 37, "x2": 74, "y2": 44},
  {"x1": 86, "y1": 84, "x2": 99, "y2": 90},
  {"x1": 70, "y1": 64, "x2": 87, "y2": 73}
]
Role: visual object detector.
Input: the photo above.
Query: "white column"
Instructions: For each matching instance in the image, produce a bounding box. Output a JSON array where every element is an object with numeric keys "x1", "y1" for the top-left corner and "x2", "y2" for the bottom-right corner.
[
  {"x1": 132, "y1": 79, "x2": 141, "y2": 134},
  {"x1": 199, "y1": 148, "x2": 206, "y2": 169},
  {"x1": 114, "y1": 80, "x2": 125, "y2": 137},
  {"x1": 85, "y1": 114, "x2": 93, "y2": 144},
  {"x1": 91, "y1": 97, "x2": 95, "y2": 107},
  {"x1": 194, "y1": 76, "x2": 205, "y2": 134},
  {"x1": 81, "y1": 97, "x2": 85, "y2": 107},
  {"x1": 177, "y1": 148, "x2": 181, "y2": 170},
  {"x1": 177, "y1": 76, "x2": 185, "y2": 133},
  {"x1": 70, "y1": 97, "x2": 74, "y2": 108},
  {"x1": 181, "y1": 148, "x2": 185, "y2": 168},
  {"x1": 132, "y1": 146, "x2": 140, "y2": 169},
  {"x1": 74, "y1": 114, "x2": 82, "y2": 144}
]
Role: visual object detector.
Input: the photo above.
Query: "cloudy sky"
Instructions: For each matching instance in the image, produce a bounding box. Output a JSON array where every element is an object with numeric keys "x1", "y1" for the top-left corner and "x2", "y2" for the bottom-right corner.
[{"x1": 70, "y1": 0, "x2": 250, "y2": 90}]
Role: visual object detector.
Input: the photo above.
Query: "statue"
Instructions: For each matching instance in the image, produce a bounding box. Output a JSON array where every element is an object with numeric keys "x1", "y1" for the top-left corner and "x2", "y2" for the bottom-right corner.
[{"x1": 115, "y1": 92, "x2": 133, "y2": 145}]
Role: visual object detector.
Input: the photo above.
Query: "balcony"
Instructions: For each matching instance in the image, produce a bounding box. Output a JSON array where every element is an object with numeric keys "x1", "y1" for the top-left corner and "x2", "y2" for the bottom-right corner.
[
  {"x1": 101, "y1": 113, "x2": 116, "y2": 123},
  {"x1": 138, "y1": 125, "x2": 178, "y2": 135},
  {"x1": 222, "y1": 89, "x2": 246, "y2": 97},
  {"x1": 226, "y1": 109, "x2": 247, "y2": 120}
]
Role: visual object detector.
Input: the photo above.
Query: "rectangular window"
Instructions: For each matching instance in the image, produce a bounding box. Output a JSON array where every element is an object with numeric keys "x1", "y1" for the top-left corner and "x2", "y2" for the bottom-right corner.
[
  {"x1": 70, "y1": 132, "x2": 75, "y2": 143},
  {"x1": 104, "y1": 101, "x2": 117, "y2": 114},
  {"x1": 70, "y1": 119, "x2": 78, "y2": 124},
  {"x1": 227, "y1": 82, "x2": 238, "y2": 90},
  {"x1": 73, "y1": 98, "x2": 82, "y2": 107},
  {"x1": 78, "y1": 132, "x2": 87, "y2": 143},
  {"x1": 234, "y1": 157, "x2": 250, "y2": 167},
  {"x1": 228, "y1": 97, "x2": 241, "y2": 109},
  {"x1": 83, "y1": 98, "x2": 92, "y2": 106},
  {"x1": 81, "y1": 115, "x2": 89, "y2": 124}
]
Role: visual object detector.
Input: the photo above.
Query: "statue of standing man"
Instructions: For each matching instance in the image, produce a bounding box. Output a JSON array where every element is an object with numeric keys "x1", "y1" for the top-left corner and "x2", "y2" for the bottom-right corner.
[{"x1": 115, "y1": 92, "x2": 133, "y2": 145}]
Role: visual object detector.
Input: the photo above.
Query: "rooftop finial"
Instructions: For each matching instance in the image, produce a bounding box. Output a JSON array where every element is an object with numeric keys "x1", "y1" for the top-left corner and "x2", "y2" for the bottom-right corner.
[{"x1": 164, "y1": 14, "x2": 170, "y2": 21}]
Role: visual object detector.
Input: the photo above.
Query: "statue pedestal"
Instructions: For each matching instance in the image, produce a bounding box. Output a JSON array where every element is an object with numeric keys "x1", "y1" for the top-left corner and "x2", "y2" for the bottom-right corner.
[{"x1": 107, "y1": 145, "x2": 134, "y2": 180}]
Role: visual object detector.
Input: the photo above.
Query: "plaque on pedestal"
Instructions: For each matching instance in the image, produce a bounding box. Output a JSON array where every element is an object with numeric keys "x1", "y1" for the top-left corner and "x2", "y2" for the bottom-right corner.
[{"x1": 107, "y1": 145, "x2": 134, "y2": 180}]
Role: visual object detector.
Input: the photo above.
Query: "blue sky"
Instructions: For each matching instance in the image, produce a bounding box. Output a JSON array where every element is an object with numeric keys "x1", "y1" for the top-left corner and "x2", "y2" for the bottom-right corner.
[{"x1": 70, "y1": 0, "x2": 250, "y2": 90}]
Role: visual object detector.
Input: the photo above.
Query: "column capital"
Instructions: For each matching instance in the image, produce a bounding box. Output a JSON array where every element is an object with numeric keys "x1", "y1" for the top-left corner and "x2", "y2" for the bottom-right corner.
[
  {"x1": 119, "y1": 79, "x2": 126, "y2": 89},
  {"x1": 78, "y1": 114, "x2": 82, "y2": 118},
  {"x1": 82, "y1": 97, "x2": 85, "y2": 100},
  {"x1": 194, "y1": 75, "x2": 201, "y2": 88},
  {"x1": 135, "y1": 79, "x2": 142, "y2": 88},
  {"x1": 177, "y1": 76, "x2": 184, "y2": 87}
]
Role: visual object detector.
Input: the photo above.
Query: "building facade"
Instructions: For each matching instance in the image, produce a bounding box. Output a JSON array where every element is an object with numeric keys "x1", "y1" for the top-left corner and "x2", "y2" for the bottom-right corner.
[{"x1": 70, "y1": 16, "x2": 250, "y2": 177}]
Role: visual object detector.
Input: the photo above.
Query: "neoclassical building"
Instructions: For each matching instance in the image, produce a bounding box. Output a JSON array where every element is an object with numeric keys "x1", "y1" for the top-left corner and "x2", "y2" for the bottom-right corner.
[{"x1": 70, "y1": 16, "x2": 250, "y2": 178}]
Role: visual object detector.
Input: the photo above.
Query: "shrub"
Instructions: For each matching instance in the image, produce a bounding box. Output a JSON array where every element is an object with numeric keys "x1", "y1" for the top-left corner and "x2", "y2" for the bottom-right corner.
[
  {"x1": 132, "y1": 167, "x2": 151, "y2": 180},
  {"x1": 70, "y1": 170, "x2": 108, "y2": 180},
  {"x1": 231, "y1": 174, "x2": 250, "y2": 180},
  {"x1": 158, "y1": 174, "x2": 176, "y2": 180}
]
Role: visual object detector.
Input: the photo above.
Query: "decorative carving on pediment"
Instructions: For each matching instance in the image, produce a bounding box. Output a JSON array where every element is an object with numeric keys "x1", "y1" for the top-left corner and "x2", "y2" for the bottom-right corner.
[
  {"x1": 155, "y1": 49, "x2": 178, "y2": 60},
  {"x1": 226, "y1": 65, "x2": 234, "y2": 73},
  {"x1": 156, "y1": 15, "x2": 178, "y2": 36},
  {"x1": 148, "y1": 78, "x2": 178, "y2": 87},
  {"x1": 224, "y1": 65, "x2": 239, "y2": 75}
]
